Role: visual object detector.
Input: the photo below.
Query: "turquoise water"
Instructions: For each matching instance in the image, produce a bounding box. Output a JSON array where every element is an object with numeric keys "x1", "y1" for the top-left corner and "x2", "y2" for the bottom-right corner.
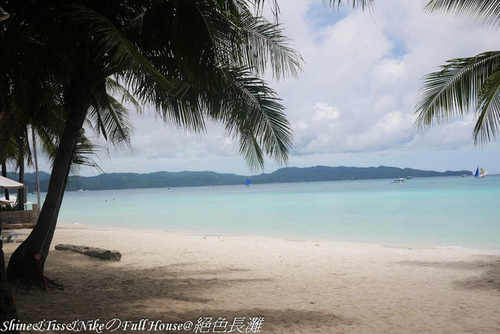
[{"x1": 33, "y1": 176, "x2": 500, "y2": 249}]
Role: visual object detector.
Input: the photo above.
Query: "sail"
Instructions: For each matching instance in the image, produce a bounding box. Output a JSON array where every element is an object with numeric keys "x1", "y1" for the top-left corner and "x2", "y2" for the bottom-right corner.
[
  {"x1": 474, "y1": 167, "x2": 487, "y2": 178},
  {"x1": 245, "y1": 178, "x2": 252, "y2": 186}
]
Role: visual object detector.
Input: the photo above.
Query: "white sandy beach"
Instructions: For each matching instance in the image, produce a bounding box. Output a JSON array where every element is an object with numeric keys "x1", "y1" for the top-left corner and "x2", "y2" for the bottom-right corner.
[{"x1": 3, "y1": 224, "x2": 500, "y2": 334}]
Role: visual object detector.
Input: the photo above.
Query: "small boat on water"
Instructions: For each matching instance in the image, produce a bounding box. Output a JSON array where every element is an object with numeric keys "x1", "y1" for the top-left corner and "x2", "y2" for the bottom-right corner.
[
  {"x1": 393, "y1": 177, "x2": 404, "y2": 183},
  {"x1": 245, "y1": 178, "x2": 252, "y2": 187},
  {"x1": 474, "y1": 167, "x2": 487, "y2": 178}
]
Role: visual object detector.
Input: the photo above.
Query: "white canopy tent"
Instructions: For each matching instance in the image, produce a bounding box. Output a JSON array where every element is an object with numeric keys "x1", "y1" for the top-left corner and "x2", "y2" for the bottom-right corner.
[
  {"x1": 0, "y1": 176, "x2": 24, "y2": 206},
  {"x1": 0, "y1": 176, "x2": 25, "y2": 189}
]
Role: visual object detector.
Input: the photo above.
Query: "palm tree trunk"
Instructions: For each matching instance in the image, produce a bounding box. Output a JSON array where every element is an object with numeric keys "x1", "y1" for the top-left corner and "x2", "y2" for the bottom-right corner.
[
  {"x1": 32, "y1": 128, "x2": 41, "y2": 212},
  {"x1": 0, "y1": 135, "x2": 19, "y2": 333},
  {"x1": 2, "y1": 162, "x2": 9, "y2": 200},
  {"x1": 6, "y1": 92, "x2": 89, "y2": 286},
  {"x1": 0, "y1": 238, "x2": 20, "y2": 334},
  {"x1": 0, "y1": 104, "x2": 21, "y2": 333},
  {"x1": 15, "y1": 134, "x2": 25, "y2": 211}
]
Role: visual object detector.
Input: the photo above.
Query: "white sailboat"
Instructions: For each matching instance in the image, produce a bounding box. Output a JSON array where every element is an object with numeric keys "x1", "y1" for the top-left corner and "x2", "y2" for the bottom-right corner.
[{"x1": 474, "y1": 167, "x2": 487, "y2": 178}]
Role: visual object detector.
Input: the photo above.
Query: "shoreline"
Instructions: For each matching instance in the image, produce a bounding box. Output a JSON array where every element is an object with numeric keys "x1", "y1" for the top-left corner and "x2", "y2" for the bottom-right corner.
[
  {"x1": 56, "y1": 221, "x2": 500, "y2": 254},
  {"x1": 4, "y1": 224, "x2": 500, "y2": 333}
]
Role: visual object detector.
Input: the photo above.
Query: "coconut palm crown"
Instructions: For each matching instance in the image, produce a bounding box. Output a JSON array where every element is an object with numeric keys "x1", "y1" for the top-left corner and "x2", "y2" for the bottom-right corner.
[{"x1": 415, "y1": 0, "x2": 500, "y2": 144}]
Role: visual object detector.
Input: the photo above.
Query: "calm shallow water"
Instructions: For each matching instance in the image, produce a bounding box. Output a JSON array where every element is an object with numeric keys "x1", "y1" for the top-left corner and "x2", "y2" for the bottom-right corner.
[{"x1": 33, "y1": 176, "x2": 500, "y2": 249}]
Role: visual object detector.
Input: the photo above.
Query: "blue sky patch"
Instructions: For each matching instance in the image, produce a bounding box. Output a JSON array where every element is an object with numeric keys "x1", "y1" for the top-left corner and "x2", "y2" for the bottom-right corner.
[{"x1": 305, "y1": 2, "x2": 353, "y2": 30}]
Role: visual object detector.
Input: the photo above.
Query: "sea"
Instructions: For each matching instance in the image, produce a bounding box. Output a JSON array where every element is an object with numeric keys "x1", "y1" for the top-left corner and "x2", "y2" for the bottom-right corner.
[{"x1": 29, "y1": 175, "x2": 500, "y2": 250}]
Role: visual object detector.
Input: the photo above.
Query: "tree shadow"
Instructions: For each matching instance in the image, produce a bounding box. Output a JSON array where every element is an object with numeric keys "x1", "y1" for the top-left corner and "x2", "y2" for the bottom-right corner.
[
  {"x1": 398, "y1": 255, "x2": 500, "y2": 291},
  {"x1": 9, "y1": 251, "x2": 354, "y2": 333}
]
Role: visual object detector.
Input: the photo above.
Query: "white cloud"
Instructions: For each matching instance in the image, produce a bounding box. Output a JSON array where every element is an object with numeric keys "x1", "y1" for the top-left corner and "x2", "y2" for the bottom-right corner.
[{"x1": 313, "y1": 103, "x2": 341, "y2": 121}]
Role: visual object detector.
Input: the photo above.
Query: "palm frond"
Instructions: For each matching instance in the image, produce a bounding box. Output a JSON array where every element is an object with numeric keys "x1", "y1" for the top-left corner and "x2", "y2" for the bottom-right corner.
[
  {"x1": 42, "y1": 132, "x2": 103, "y2": 174},
  {"x1": 87, "y1": 78, "x2": 133, "y2": 148},
  {"x1": 235, "y1": 9, "x2": 303, "y2": 80},
  {"x1": 415, "y1": 51, "x2": 500, "y2": 130},
  {"x1": 106, "y1": 77, "x2": 142, "y2": 114},
  {"x1": 474, "y1": 69, "x2": 500, "y2": 143},
  {"x1": 127, "y1": 0, "x2": 219, "y2": 88},
  {"x1": 58, "y1": 3, "x2": 174, "y2": 92},
  {"x1": 208, "y1": 67, "x2": 292, "y2": 171},
  {"x1": 238, "y1": 129, "x2": 266, "y2": 172},
  {"x1": 128, "y1": 68, "x2": 208, "y2": 133},
  {"x1": 425, "y1": 0, "x2": 500, "y2": 30},
  {"x1": 87, "y1": 102, "x2": 133, "y2": 149},
  {"x1": 69, "y1": 136, "x2": 104, "y2": 175}
]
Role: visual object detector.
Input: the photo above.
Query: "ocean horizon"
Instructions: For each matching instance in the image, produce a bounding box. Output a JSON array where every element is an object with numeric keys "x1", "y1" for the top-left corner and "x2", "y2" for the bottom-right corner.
[{"x1": 30, "y1": 175, "x2": 500, "y2": 250}]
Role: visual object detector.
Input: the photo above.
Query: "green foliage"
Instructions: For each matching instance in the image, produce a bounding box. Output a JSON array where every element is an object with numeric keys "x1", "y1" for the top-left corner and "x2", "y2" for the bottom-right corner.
[
  {"x1": 424, "y1": 0, "x2": 500, "y2": 30},
  {"x1": 416, "y1": 0, "x2": 500, "y2": 144}
]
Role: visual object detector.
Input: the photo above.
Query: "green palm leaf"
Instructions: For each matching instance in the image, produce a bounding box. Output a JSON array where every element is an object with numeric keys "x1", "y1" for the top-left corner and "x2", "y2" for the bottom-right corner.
[
  {"x1": 57, "y1": 3, "x2": 175, "y2": 93},
  {"x1": 415, "y1": 51, "x2": 500, "y2": 143},
  {"x1": 425, "y1": 0, "x2": 500, "y2": 30},
  {"x1": 475, "y1": 68, "x2": 500, "y2": 142},
  {"x1": 236, "y1": 9, "x2": 303, "y2": 80},
  {"x1": 208, "y1": 67, "x2": 292, "y2": 170}
]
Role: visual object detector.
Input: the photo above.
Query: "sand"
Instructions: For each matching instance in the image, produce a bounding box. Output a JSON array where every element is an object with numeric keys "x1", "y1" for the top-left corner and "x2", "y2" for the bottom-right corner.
[{"x1": 3, "y1": 224, "x2": 500, "y2": 334}]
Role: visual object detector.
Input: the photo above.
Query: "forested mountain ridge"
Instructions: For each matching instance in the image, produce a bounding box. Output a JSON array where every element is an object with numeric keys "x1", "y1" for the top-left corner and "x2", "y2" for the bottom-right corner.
[{"x1": 11, "y1": 165, "x2": 472, "y2": 192}]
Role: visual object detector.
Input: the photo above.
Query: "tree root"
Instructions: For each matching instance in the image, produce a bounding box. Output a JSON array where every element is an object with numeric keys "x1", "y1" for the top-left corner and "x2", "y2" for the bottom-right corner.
[{"x1": 10, "y1": 275, "x2": 64, "y2": 292}]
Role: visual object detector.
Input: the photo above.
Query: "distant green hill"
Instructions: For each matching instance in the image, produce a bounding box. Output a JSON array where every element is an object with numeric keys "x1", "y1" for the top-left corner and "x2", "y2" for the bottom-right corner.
[
  {"x1": 10, "y1": 165, "x2": 472, "y2": 192},
  {"x1": 251, "y1": 165, "x2": 470, "y2": 183},
  {"x1": 66, "y1": 171, "x2": 244, "y2": 190}
]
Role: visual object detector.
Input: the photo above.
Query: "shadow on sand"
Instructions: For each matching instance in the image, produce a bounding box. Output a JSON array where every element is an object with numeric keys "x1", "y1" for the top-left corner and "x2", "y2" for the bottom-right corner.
[
  {"x1": 8, "y1": 250, "x2": 354, "y2": 333},
  {"x1": 398, "y1": 255, "x2": 500, "y2": 291}
]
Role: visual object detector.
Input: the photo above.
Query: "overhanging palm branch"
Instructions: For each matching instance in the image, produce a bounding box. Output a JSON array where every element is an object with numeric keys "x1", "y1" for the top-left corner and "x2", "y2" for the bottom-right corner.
[
  {"x1": 232, "y1": 81, "x2": 291, "y2": 171},
  {"x1": 106, "y1": 77, "x2": 142, "y2": 114},
  {"x1": 56, "y1": 2, "x2": 179, "y2": 95},
  {"x1": 124, "y1": 0, "x2": 297, "y2": 168},
  {"x1": 126, "y1": 0, "x2": 220, "y2": 93},
  {"x1": 86, "y1": 100, "x2": 133, "y2": 149},
  {"x1": 475, "y1": 66, "x2": 500, "y2": 142},
  {"x1": 236, "y1": 8, "x2": 303, "y2": 80},
  {"x1": 86, "y1": 79, "x2": 134, "y2": 148},
  {"x1": 415, "y1": 51, "x2": 500, "y2": 143},
  {"x1": 425, "y1": 0, "x2": 500, "y2": 30},
  {"x1": 207, "y1": 67, "x2": 292, "y2": 170},
  {"x1": 69, "y1": 136, "x2": 103, "y2": 174}
]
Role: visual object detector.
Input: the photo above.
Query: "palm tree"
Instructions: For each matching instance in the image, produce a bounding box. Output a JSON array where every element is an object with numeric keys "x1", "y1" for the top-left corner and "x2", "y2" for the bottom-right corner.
[
  {"x1": 415, "y1": 0, "x2": 500, "y2": 143},
  {"x1": 6, "y1": 0, "x2": 302, "y2": 286},
  {"x1": 0, "y1": 0, "x2": 369, "y2": 324},
  {"x1": 0, "y1": 6, "x2": 46, "y2": 329}
]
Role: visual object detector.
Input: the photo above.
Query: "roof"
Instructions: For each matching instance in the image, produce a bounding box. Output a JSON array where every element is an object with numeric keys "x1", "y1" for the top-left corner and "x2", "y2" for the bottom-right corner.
[{"x1": 0, "y1": 176, "x2": 24, "y2": 189}]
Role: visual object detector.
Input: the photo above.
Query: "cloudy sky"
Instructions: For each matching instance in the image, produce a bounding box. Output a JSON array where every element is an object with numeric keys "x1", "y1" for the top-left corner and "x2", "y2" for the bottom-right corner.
[{"x1": 37, "y1": 0, "x2": 500, "y2": 176}]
